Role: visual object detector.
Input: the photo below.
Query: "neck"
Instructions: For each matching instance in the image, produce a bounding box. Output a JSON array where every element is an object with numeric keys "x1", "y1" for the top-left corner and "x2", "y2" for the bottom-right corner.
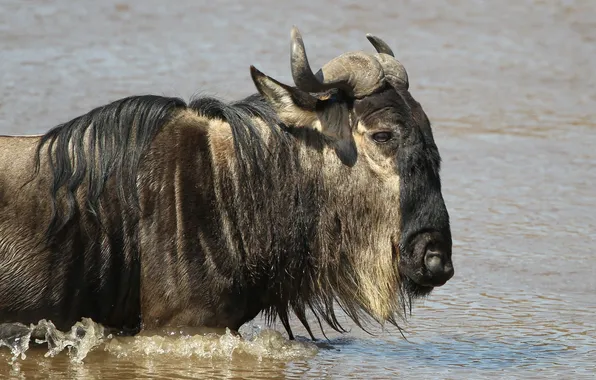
[{"x1": 205, "y1": 106, "x2": 404, "y2": 334}]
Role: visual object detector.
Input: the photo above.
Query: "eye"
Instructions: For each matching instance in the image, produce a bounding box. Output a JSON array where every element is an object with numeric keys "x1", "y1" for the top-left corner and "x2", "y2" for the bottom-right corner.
[{"x1": 371, "y1": 131, "x2": 393, "y2": 143}]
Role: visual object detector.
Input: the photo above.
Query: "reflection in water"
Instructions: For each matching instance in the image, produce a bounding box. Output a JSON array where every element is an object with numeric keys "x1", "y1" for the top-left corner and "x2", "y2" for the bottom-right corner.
[{"x1": 1, "y1": 0, "x2": 596, "y2": 378}]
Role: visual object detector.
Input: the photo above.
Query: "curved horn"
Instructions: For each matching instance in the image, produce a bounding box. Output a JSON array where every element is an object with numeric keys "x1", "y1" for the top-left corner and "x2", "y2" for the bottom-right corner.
[
  {"x1": 290, "y1": 27, "x2": 336, "y2": 93},
  {"x1": 366, "y1": 34, "x2": 395, "y2": 57},
  {"x1": 290, "y1": 27, "x2": 385, "y2": 98},
  {"x1": 366, "y1": 34, "x2": 409, "y2": 90}
]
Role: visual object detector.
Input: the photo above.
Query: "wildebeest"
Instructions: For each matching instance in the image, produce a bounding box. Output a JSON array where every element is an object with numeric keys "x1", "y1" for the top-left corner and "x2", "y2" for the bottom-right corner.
[{"x1": 0, "y1": 27, "x2": 453, "y2": 341}]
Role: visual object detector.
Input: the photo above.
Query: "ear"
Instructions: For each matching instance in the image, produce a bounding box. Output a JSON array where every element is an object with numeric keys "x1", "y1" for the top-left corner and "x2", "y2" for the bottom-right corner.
[
  {"x1": 250, "y1": 65, "x2": 318, "y2": 127},
  {"x1": 250, "y1": 66, "x2": 357, "y2": 166}
]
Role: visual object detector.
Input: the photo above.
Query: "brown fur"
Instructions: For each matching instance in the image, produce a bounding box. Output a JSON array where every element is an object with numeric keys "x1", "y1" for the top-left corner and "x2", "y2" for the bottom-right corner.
[{"x1": 0, "y1": 51, "x2": 452, "y2": 341}]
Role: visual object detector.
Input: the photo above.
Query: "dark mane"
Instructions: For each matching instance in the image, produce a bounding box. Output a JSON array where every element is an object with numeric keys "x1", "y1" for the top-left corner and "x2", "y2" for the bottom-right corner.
[
  {"x1": 190, "y1": 93, "x2": 286, "y2": 177},
  {"x1": 34, "y1": 95, "x2": 186, "y2": 239},
  {"x1": 34, "y1": 93, "x2": 285, "y2": 241}
]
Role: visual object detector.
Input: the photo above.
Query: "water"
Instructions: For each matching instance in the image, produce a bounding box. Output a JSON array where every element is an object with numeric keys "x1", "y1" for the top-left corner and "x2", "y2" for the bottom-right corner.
[{"x1": 1, "y1": 0, "x2": 595, "y2": 378}]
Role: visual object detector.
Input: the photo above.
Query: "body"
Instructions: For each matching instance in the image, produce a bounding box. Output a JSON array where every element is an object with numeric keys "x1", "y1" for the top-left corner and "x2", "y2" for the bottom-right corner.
[{"x1": 0, "y1": 28, "x2": 454, "y2": 340}]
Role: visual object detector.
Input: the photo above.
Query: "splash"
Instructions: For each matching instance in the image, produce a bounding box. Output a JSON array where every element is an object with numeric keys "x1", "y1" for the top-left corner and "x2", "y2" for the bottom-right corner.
[
  {"x1": 0, "y1": 318, "x2": 108, "y2": 365},
  {"x1": 0, "y1": 323, "x2": 32, "y2": 363},
  {"x1": 104, "y1": 323, "x2": 318, "y2": 361},
  {"x1": 0, "y1": 319, "x2": 318, "y2": 366},
  {"x1": 33, "y1": 318, "x2": 108, "y2": 362}
]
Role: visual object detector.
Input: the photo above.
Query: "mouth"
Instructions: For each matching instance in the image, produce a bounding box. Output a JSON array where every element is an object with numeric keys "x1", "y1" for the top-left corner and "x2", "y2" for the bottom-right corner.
[
  {"x1": 393, "y1": 242, "x2": 434, "y2": 298},
  {"x1": 402, "y1": 275, "x2": 435, "y2": 298},
  {"x1": 401, "y1": 266, "x2": 452, "y2": 294},
  {"x1": 396, "y1": 248, "x2": 452, "y2": 299}
]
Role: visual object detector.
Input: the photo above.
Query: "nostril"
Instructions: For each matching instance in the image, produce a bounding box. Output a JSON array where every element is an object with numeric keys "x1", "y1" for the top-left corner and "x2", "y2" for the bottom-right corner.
[
  {"x1": 424, "y1": 251, "x2": 445, "y2": 275},
  {"x1": 408, "y1": 231, "x2": 454, "y2": 285}
]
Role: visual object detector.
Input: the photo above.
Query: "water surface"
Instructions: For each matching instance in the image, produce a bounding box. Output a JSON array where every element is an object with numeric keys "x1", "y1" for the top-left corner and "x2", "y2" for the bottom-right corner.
[{"x1": 1, "y1": 0, "x2": 595, "y2": 378}]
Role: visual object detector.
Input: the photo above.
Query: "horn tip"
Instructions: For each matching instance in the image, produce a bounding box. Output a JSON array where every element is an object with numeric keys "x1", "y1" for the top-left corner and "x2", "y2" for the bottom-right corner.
[
  {"x1": 366, "y1": 34, "x2": 381, "y2": 45},
  {"x1": 291, "y1": 26, "x2": 302, "y2": 40},
  {"x1": 290, "y1": 26, "x2": 305, "y2": 57},
  {"x1": 366, "y1": 34, "x2": 396, "y2": 57}
]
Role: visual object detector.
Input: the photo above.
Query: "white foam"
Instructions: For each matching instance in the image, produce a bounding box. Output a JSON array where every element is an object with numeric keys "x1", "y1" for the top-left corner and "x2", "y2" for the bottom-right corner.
[
  {"x1": 0, "y1": 319, "x2": 318, "y2": 367},
  {"x1": 104, "y1": 324, "x2": 318, "y2": 361}
]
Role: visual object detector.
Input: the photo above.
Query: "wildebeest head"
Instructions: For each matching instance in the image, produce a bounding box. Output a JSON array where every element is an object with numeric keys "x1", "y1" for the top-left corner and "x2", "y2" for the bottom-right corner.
[{"x1": 250, "y1": 28, "x2": 453, "y2": 325}]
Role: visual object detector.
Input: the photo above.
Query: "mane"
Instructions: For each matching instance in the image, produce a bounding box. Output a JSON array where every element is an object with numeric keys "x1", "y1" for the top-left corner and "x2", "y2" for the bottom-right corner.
[
  {"x1": 189, "y1": 93, "x2": 286, "y2": 177},
  {"x1": 33, "y1": 93, "x2": 285, "y2": 239},
  {"x1": 34, "y1": 95, "x2": 187, "y2": 239}
]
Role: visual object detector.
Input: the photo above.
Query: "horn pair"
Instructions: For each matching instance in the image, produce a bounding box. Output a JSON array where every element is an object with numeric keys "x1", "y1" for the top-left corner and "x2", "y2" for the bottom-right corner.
[{"x1": 290, "y1": 27, "x2": 409, "y2": 98}]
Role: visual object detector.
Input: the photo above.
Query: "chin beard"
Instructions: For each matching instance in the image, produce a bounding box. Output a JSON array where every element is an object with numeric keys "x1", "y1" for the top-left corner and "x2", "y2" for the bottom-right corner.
[{"x1": 402, "y1": 275, "x2": 435, "y2": 299}]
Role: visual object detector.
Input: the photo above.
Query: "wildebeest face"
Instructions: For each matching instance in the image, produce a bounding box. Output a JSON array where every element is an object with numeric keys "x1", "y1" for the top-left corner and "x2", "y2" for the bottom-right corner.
[
  {"x1": 353, "y1": 86, "x2": 454, "y2": 296},
  {"x1": 251, "y1": 28, "x2": 454, "y2": 301}
]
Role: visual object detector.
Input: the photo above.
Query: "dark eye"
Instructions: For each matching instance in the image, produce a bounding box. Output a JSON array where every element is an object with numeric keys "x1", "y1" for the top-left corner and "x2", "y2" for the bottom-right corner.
[{"x1": 371, "y1": 131, "x2": 393, "y2": 143}]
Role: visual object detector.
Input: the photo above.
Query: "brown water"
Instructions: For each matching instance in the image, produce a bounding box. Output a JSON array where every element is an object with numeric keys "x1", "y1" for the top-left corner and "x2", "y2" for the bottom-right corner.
[{"x1": 1, "y1": 0, "x2": 595, "y2": 378}]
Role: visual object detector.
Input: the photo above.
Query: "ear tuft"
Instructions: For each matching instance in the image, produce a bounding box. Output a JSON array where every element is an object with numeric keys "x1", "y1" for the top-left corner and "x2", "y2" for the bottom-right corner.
[
  {"x1": 249, "y1": 65, "x2": 269, "y2": 91},
  {"x1": 250, "y1": 65, "x2": 291, "y2": 108}
]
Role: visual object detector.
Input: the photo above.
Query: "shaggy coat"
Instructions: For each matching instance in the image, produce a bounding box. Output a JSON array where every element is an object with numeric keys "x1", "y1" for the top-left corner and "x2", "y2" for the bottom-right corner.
[{"x1": 0, "y1": 41, "x2": 452, "y2": 341}]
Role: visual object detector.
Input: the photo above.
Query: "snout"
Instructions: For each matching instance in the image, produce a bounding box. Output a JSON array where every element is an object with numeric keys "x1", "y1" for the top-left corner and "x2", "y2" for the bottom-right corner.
[
  {"x1": 423, "y1": 243, "x2": 454, "y2": 286},
  {"x1": 399, "y1": 230, "x2": 454, "y2": 289}
]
